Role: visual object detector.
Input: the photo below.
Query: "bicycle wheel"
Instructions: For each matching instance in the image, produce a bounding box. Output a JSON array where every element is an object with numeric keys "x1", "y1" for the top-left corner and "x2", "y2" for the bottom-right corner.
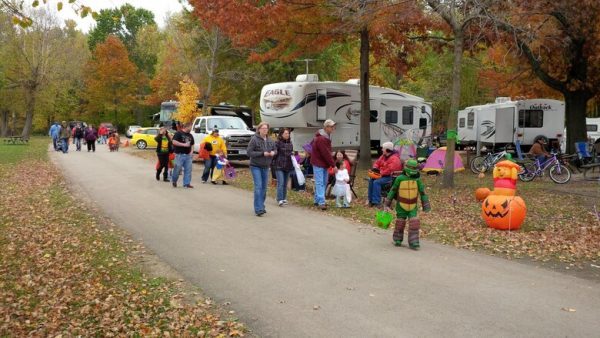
[
  {"x1": 518, "y1": 162, "x2": 537, "y2": 182},
  {"x1": 470, "y1": 156, "x2": 487, "y2": 174},
  {"x1": 549, "y1": 164, "x2": 571, "y2": 184}
]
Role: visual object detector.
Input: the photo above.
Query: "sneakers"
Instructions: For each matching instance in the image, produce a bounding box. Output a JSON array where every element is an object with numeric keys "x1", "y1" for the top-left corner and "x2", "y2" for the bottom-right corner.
[
  {"x1": 184, "y1": 184, "x2": 194, "y2": 189},
  {"x1": 319, "y1": 204, "x2": 327, "y2": 211},
  {"x1": 211, "y1": 181, "x2": 217, "y2": 185},
  {"x1": 409, "y1": 243, "x2": 420, "y2": 250},
  {"x1": 222, "y1": 181, "x2": 229, "y2": 185},
  {"x1": 256, "y1": 210, "x2": 266, "y2": 217},
  {"x1": 201, "y1": 180, "x2": 207, "y2": 184},
  {"x1": 278, "y1": 200, "x2": 284, "y2": 207},
  {"x1": 394, "y1": 240, "x2": 402, "y2": 247},
  {"x1": 163, "y1": 178, "x2": 169, "y2": 182},
  {"x1": 172, "y1": 182, "x2": 177, "y2": 188},
  {"x1": 282, "y1": 200, "x2": 288, "y2": 205}
]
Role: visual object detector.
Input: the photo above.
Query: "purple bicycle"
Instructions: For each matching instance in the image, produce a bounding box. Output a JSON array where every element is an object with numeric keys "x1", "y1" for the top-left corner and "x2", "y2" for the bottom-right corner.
[{"x1": 518, "y1": 154, "x2": 572, "y2": 184}]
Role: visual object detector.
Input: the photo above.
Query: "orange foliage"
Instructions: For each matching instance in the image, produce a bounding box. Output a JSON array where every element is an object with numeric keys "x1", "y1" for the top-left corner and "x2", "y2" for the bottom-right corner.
[
  {"x1": 147, "y1": 44, "x2": 183, "y2": 106},
  {"x1": 84, "y1": 35, "x2": 144, "y2": 115},
  {"x1": 479, "y1": 43, "x2": 561, "y2": 100}
]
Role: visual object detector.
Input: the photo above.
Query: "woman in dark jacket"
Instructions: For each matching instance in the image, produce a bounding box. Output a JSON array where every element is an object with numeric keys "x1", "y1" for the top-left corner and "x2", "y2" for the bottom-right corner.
[
  {"x1": 247, "y1": 122, "x2": 277, "y2": 216},
  {"x1": 273, "y1": 128, "x2": 294, "y2": 206},
  {"x1": 154, "y1": 127, "x2": 173, "y2": 182},
  {"x1": 84, "y1": 124, "x2": 98, "y2": 152}
]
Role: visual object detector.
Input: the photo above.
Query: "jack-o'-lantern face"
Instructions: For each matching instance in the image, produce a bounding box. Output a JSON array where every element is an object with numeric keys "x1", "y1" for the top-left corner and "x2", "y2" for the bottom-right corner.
[{"x1": 481, "y1": 195, "x2": 526, "y2": 230}]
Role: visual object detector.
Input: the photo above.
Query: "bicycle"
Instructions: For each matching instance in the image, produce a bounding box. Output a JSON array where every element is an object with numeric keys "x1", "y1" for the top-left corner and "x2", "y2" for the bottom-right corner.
[
  {"x1": 470, "y1": 149, "x2": 509, "y2": 174},
  {"x1": 517, "y1": 154, "x2": 572, "y2": 184}
]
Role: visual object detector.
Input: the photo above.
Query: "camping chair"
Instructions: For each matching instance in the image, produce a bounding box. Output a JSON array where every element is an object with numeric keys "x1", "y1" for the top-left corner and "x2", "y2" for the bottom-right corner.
[
  {"x1": 576, "y1": 142, "x2": 594, "y2": 165},
  {"x1": 325, "y1": 150, "x2": 359, "y2": 199}
]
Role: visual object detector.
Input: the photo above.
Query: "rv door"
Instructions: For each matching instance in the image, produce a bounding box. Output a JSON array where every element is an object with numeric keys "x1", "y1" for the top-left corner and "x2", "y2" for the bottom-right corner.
[
  {"x1": 495, "y1": 107, "x2": 515, "y2": 144},
  {"x1": 316, "y1": 89, "x2": 327, "y2": 121}
]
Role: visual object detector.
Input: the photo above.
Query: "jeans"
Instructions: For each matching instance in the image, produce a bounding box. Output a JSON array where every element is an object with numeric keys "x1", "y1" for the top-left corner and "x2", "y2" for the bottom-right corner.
[
  {"x1": 75, "y1": 137, "x2": 82, "y2": 151},
  {"x1": 172, "y1": 153, "x2": 192, "y2": 186},
  {"x1": 157, "y1": 153, "x2": 170, "y2": 179},
  {"x1": 61, "y1": 138, "x2": 69, "y2": 153},
  {"x1": 52, "y1": 137, "x2": 59, "y2": 151},
  {"x1": 202, "y1": 155, "x2": 217, "y2": 182},
  {"x1": 368, "y1": 176, "x2": 394, "y2": 205},
  {"x1": 313, "y1": 166, "x2": 328, "y2": 206},
  {"x1": 250, "y1": 166, "x2": 269, "y2": 214},
  {"x1": 275, "y1": 169, "x2": 291, "y2": 201}
]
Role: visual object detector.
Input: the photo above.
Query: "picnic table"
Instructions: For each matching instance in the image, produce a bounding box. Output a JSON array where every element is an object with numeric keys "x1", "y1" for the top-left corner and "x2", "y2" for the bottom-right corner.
[{"x1": 3, "y1": 136, "x2": 29, "y2": 145}]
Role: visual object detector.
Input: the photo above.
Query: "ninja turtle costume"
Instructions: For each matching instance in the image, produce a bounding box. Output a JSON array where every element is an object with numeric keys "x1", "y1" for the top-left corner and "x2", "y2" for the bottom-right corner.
[{"x1": 384, "y1": 159, "x2": 431, "y2": 249}]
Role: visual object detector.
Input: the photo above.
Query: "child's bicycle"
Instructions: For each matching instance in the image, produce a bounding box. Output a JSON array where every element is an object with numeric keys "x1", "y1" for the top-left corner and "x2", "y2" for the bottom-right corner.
[
  {"x1": 469, "y1": 148, "x2": 509, "y2": 174},
  {"x1": 518, "y1": 154, "x2": 572, "y2": 184}
]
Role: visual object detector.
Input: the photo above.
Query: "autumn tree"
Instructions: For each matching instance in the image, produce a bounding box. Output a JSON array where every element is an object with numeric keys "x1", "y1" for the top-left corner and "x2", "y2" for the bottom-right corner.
[
  {"x1": 175, "y1": 76, "x2": 200, "y2": 124},
  {"x1": 425, "y1": 0, "x2": 492, "y2": 188},
  {"x1": 484, "y1": 0, "x2": 600, "y2": 153},
  {"x1": 83, "y1": 35, "x2": 143, "y2": 128},
  {"x1": 87, "y1": 4, "x2": 157, "y2": 76},
  {"x1": 191, "y1": 0, "x2": 428, "y2": 169}
]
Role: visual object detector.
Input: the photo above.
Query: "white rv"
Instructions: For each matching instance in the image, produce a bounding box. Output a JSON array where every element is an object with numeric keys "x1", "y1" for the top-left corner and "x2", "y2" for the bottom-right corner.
[
  {"x1": 259, "y1": 74, "x2": 432, "y2": 151},
  {"x1": 586, "y1": 117, "x2": 600, "y2": 142},
  {"x1": 457, "y1": 98, "x2": 565, "y2": 150}
]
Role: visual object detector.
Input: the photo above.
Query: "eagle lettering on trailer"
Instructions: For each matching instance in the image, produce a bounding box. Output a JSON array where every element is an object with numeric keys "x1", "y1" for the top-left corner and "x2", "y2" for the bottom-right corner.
[
  {"x1": 481, "y1": 120, "x2": 495, "y2": 139},
  {"x1": 263, "y1": 89, "x2": 292, "y2": 111}
]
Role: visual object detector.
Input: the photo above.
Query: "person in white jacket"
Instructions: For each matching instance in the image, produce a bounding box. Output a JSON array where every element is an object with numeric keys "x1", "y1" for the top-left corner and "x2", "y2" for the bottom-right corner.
[{"x1": 332, "y1": 160, "x2": 350, "y2": 208}]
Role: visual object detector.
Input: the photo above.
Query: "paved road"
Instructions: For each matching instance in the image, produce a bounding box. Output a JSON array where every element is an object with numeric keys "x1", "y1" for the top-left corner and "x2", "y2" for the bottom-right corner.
[{"x1": 51, "y1": 146, "x2": 600, "y2": 337}]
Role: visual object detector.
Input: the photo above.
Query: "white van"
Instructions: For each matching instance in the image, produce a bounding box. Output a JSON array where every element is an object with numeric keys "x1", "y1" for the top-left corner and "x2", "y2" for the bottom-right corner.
[{"x1": 190, "y1": 115, "x2": 255, "y2": 160}]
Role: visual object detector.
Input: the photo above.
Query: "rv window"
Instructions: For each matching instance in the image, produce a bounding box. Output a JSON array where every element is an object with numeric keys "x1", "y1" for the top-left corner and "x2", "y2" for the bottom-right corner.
[
  {"x1": 459, "y1": 118, "x2": 466, "y2": 128},
  {"x1": 518, "y1": 109, "x2": 543, "y2": 128},
  {"x1": 587, "y1": 124, "x2": 598, "y2": 132},
  {"x1": 370, "y1": 110, "x2": 378, "y2": 122},
  {"x1": 317, "y1": 94, "x2": 326, "y2": 107},
  {"x1": 199, "y1": 119, "x2": 207, "y2": 133},
  {"x1": 467, "y1": 111, "x2": 474, "y2": 129},
  {"x1": 385, "y1": 111, "x2": 398, "y2": 124},
  {"x1": 402, "y1": 107, "x2": 413, "y2": 125}
]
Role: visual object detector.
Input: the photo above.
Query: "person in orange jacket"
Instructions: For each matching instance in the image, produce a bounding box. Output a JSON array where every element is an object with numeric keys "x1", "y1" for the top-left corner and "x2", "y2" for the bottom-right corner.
[{"x1": 367, "y1": 142, "x2": 403, "y2": 207}]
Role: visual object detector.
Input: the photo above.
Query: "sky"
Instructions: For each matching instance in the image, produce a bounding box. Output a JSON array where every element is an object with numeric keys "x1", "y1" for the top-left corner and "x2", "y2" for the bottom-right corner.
[{"x1": 55, "y1": 0, "x2": 187, "y2": 32}]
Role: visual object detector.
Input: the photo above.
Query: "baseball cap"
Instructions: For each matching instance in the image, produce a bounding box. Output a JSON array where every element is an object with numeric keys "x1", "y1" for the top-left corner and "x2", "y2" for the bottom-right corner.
[
  {"x1": 382, "y1": 142, "x2": 394, "y2": 151},
  {"x1": 323, "y1": 119, "x2": 336, "y2": 128}
]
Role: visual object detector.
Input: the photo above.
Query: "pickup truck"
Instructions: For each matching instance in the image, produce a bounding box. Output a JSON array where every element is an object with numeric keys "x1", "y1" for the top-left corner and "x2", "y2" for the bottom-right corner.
[{"x1": 191, "y1": 115, "x2": 254, "y2": 160}]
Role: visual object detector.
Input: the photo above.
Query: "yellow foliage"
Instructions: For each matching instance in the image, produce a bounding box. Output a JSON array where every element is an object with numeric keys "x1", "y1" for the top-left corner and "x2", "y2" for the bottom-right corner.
[{"x1": 175, "y1": 77, "x2": 200, "y2": 123}]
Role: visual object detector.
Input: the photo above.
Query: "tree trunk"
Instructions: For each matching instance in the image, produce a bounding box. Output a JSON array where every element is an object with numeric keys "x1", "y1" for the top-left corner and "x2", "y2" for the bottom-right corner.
[
  {"x1": 0, "y1": 110, "x2": 9, "y2": 137},
  {"x1": 564, "y1": 90, "x2": 590, "y2": 154},
  {"x1": 21, "y1": 89, "x2": 36, "y2": 138},
  {"x1": 358, "y1": 26, "x2": 372, "y2": 170},
  {"x1": 442, "y1": 31, "x2": 464, "y2": 188}
]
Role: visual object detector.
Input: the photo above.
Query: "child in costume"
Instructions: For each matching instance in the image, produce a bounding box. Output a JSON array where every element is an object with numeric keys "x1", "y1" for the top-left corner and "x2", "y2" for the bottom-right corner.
[
  {"x1": 211, "y1": 150, "x2": 229, "y2": 185},
  {"x1": 332, "y1": 160, "x2": 350, "y2": 208},
  {"x1": 108, "y1": 133, "x2": 120, "y2": 152},
  {"x1": 384, "y1": 159, "x2": 431, "y2": 249}
]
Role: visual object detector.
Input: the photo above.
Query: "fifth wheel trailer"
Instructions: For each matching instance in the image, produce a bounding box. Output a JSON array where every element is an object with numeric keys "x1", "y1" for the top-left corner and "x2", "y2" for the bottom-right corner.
[
  {"x1": 457, "y1": 98, "x2": 565, "y2": 150},
  {"x1": 259, "y1": 74, "x2": 432, "y2": 151}
]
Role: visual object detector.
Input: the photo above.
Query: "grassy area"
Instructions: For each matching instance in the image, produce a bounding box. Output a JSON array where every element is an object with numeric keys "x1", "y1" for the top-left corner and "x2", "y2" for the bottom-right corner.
[
  {"x1": 124, "y1": 146, "x2": 600, "y2": 264},
  {"x1": 0, "y1": 138, "x2": 245, "y2": 336}
]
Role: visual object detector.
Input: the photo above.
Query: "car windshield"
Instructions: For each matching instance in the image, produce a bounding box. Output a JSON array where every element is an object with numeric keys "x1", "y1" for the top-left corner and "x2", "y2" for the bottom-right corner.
[{"x1": 207, "y1": 117, "x2": 247, "y2": 130}]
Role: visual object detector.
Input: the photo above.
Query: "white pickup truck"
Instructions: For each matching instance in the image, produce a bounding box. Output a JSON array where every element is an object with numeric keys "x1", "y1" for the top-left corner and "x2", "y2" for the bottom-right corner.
[{"x1": 191, "y1": 115, "x2": 255, "y2": 160}]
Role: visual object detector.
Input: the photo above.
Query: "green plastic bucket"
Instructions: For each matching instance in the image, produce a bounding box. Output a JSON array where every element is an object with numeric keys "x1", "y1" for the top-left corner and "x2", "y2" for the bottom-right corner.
[{"x1": 375, "y1": 211, "x2": 394, "y2": 229}]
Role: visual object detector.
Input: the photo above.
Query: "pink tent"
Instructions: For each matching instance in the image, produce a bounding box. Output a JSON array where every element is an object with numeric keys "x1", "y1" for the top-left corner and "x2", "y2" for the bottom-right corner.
[{"x1": 422, "y1": 147, "x2": 464, "y2": 173}]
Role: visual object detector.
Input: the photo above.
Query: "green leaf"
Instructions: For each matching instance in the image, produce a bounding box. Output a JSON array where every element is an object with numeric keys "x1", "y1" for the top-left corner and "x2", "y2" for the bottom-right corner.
[
  {"x1": 57, "y1": 2, "x2": 63, "y2": 11},
  {"x1": 32, "y1": 0, "x2": 39, "y2": 7}
]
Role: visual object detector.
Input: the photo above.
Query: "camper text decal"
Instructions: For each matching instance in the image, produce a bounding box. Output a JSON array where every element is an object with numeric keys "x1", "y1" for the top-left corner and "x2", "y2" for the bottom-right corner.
[
  {"x1": 263, "y1": 89, "x2": 292, "y2": 111},
  {"x1": 529, "y1": 103, "x2": 552, "y2": 110}
]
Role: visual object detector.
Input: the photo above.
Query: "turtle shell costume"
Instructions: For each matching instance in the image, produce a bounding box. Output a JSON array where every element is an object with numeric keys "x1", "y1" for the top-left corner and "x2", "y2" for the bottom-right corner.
[{"x1": 384, "y1": 159, "x2": 431, "y2": 249}]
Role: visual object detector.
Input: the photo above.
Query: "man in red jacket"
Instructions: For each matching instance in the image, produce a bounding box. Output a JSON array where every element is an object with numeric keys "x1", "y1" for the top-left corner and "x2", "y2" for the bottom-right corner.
[
  {"x1": 367, "y1": 142, "x2": 403, "y2": 207},
  {"x1": 311, "y1": 119, "x2": 337, "y2": 210}
]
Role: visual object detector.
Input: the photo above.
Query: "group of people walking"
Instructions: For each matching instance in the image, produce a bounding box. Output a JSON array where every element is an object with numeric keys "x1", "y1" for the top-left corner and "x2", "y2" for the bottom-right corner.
[{"x1": 49, "y1": 121, "x2": 120, "y2": 154}]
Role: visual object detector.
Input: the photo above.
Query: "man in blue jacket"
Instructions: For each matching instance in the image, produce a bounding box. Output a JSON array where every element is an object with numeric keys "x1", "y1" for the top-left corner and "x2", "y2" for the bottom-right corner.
[{"x1": 48, "y1": 122, "x2": 60, "y2": 151}]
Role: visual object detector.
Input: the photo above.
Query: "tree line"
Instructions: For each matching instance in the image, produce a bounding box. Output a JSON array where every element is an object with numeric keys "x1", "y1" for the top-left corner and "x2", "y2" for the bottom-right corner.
[{"x1": 1, "y1": 1, "x2": 599, "y2": 163}]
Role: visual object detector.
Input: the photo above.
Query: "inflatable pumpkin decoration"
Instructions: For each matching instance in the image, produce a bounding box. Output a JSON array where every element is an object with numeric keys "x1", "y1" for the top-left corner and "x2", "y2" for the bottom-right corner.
[
  {"x1": 476, "y1": 160, "x2": 527, "y2": 230},
  {"x1": 481, "y1": 195, "x2": 526, "y2": 230}
]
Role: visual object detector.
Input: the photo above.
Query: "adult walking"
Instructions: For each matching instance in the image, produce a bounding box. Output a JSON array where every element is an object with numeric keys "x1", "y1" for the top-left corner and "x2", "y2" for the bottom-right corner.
[
  {"x1": 154, "y1": 127, "x2": 173, "y2": 182},
  {"x1": 367, "y1": 142, "x2": 402, "y2": 207},
  {"x1": 98, "y1": 125, "x2": 107, "y2": 144},
  {"x1": 311, "y1": 119, "x2": 337, "y2": 210},
  {"x1": 48, "y1": 122, "x2": 60, "y2": 151},
  {"x1": 201, "y1": 129, "x2": 227, "y2": 183},
  {"x1": 59, "y1": 121, "x2": 70, "y2": 153},
  {"x1": 73, "y1": 123, "x2": 84, "y2": 151},
  {"x1": 84, "y1": 124, "x2": 98, "y2": 152},
  {"x1": 273, "y1": 128, "x2": 294, "y2": 206},
  {"x1": 247, "y1": 122, "x2": 277, "y2": 216},
  {"x1": 171, "y1": 122, "x2": 195, "y2": 188}
]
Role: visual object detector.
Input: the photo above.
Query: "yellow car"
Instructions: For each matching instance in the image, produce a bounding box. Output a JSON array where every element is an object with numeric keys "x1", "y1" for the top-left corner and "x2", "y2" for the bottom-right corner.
[{"x1": 131, "y1": 127, "x2": 160, "y2": 149}]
